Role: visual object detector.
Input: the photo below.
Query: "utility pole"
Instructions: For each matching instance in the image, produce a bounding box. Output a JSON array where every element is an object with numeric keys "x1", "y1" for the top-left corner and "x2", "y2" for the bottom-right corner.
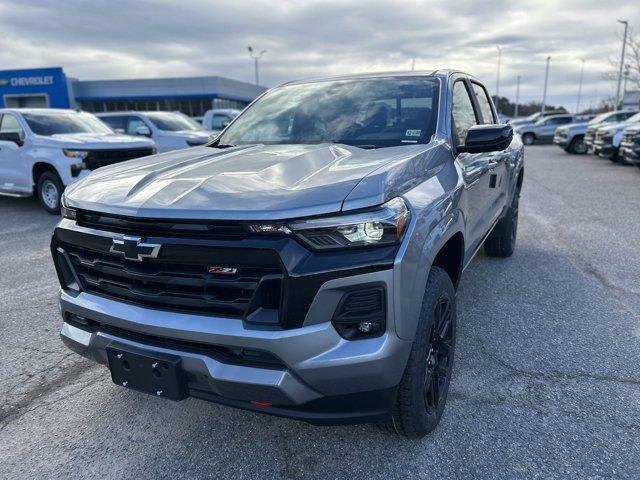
[
  {"x1": 615, "y1": 20, "x2": 629, "y2": 109},
  {"x1": 541, "y1": 56, "x2": 551, "y2": 114},
  {"x1": 411, "y1": 57, "x2": 416, "y2": 71},
  {"x1": 514, "y1": 75, "x2": 521, "y2": 118},
  {"x1": 576, "y1": 59, "x2": 585, "y2": 114},
  {"x1": 247, "y1": 46, "x2": 266, "y2": 87},
  {"x1": 495, "y1": 46, "x2": 503, "y2": 113}
]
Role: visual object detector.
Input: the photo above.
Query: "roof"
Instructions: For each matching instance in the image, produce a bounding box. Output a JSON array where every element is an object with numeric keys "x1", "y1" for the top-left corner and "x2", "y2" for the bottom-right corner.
[{"x1": 282, "y1": 69, "x2": 472, "y2": 86}]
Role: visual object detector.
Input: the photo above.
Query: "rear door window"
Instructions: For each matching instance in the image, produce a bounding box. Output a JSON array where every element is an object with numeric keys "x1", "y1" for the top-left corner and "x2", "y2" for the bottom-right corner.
[{"x1": 471, "y1": 83, "x2": 496, "y2": 124}]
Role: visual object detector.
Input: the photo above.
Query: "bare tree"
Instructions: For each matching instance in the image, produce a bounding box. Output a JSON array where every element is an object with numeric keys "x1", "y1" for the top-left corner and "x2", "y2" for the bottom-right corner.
[{"x1": 604, "y1": 27, "x2": 640, "y2": 92}]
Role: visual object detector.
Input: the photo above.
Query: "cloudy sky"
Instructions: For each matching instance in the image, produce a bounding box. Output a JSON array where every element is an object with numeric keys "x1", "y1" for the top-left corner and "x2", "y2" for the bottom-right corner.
[{"x1": 0, "y1": 0, "x2": 638, "y2": 111}]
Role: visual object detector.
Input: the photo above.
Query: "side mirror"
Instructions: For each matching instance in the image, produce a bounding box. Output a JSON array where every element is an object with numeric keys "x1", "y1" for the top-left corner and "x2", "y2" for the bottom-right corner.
[
  {"x1": 135, "y1": 125, "x2": 152, "y2": 137},
  {"x1": 0, "y1": 131, "x2": 24, "y2": 146},
  {"x1": 458, "y1": 124, "x2": 513, "y2": 154},
  {"x1": 221, "y1": 120, "x2": 231, "y2": 128}
]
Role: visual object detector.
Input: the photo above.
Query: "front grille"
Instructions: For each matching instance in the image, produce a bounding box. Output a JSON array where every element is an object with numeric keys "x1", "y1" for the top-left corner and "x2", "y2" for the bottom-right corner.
[
  {"x1": 84, "y1": 148, "x2": 155, "y2": 170},
  {"x1": 61, "y1": 243, "x2": 283, "y2": 318},
  {"x1": 622, "y1": 130, "x2": 640, "y2": 145},
  {"x1": 76, "y1": 210, "x2": 249, "y2": 240}
]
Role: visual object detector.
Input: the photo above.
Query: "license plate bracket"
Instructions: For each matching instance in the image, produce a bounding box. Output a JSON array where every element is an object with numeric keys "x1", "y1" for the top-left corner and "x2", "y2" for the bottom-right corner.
[{"x1": 106, "y1": 344, "x2": 188, "y2": 401}]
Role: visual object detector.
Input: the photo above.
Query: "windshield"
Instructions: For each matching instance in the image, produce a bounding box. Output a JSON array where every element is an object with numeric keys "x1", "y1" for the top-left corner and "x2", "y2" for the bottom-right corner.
[
  {"x1": 626, "y1": 112, "x2": 640, "y2": 123},
  {"x1": 23, "y1": 112, "x2": 113, "y2": 136},
  {"x1": 589, "y1": 112, "x2": 614, "y2": 124},
  {"x1": 216, "y1": 76, "x2": 440, "y2": 149},
  {"x1": 145, "y1": 112, "x2": 205, "y2": 132}
]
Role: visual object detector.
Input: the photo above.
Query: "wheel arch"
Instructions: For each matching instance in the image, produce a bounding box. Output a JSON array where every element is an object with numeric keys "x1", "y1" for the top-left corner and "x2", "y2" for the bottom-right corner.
[{"x1": 32, "y1": 161, "x2": 59, "y2": 189}]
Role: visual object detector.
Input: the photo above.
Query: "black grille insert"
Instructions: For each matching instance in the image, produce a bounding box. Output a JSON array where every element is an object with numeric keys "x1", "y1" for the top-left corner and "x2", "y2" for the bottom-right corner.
[
  {"x1": 76, "y1": 211, "x2": 249, "y2": 239},
  {"x1": 83, "y1": 148, "x2": 155, "y2": 170},
  {"x1": 62, "y1": 243, "x2": 283, "y2": 318}
]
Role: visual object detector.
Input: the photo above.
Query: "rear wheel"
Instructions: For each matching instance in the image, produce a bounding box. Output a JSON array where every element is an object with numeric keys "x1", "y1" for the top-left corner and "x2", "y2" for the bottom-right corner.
[
  {"x1": 379, "y1": 267, "x2": 456, "y2": 438},
  {"x1": 521, "y1": 133, "x2": 535, "y2": 146},
  {"x1": 484, "y1": 187, "x2": 519, "y2": 258},
  {"x1": 37, "y1": 170, "x2": 63, "y2": 214},
  {"x1": 568, "y1": 136, "x2": 587, "y2": 154}
]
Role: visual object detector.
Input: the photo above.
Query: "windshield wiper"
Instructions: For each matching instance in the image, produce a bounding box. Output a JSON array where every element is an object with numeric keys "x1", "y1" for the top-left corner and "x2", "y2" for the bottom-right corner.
[{"x1": 211, "y1": 144, "x2": 237, "y2": 149}]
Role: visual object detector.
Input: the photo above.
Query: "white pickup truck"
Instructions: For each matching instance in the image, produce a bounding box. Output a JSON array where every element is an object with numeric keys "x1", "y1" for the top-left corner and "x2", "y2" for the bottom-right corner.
[{"x1": 0, "y1": 108, "x2": 156, "y2": 214}]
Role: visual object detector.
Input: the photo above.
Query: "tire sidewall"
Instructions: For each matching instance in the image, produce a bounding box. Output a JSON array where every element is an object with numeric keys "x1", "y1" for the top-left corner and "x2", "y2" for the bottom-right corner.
[
  {"x1": 522, "y1": 133, "x2": 535, "y2": 146},
  {"x1": 37, "y1": 171, "x2": 63, "y2": 214},
  {"x1": 402, "y1": 268, "x2": 457, "y2": 435}
]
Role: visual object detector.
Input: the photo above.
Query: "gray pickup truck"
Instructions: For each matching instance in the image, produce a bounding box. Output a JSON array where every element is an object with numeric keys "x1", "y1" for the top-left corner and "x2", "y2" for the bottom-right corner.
[{"x1": 51, "y1": 70, "x2": 524, "y2": 438}]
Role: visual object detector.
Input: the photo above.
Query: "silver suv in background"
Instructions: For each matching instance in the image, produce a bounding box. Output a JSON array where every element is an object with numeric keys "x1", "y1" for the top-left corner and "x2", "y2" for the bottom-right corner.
[
  {"x1": 0, "y1": 109, "x2": 155, "y2": 213},
  {"x1": 97, "y1": 111, "x2": 212, "y2": 153},
  {"x1": 514, "y1": 114, "x2": 575, "y2": 145},
  {"x1": 553, "y1": 110, "x2": 636, "y2": 154}
]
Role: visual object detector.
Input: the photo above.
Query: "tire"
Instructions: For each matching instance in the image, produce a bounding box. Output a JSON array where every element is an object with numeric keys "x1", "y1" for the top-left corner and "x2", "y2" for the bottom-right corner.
[
  {"x1": 36, "y1": 170, "x2": 63, "y2": 214},
  {"x1": 568, "y1": 136, "x2": 587, "y2": 154},
  {"x1": 521, "y1": 133, "x2": 535, "y2": 146},
  {"x1": 379, "y1": 267, "x2": 456, "y2": 438},
  {"x1": 608, "y1": 149, "x2": 620, "y2": 163},
  {"x1": 484, "y1": 188, "x2": 519, "y2": 258}
]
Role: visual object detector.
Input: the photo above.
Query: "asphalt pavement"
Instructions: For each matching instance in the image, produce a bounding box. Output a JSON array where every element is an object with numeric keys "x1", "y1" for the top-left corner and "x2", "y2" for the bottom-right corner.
[{"x1": 1, "y1": 145, "x2": 639, "y2": 479}]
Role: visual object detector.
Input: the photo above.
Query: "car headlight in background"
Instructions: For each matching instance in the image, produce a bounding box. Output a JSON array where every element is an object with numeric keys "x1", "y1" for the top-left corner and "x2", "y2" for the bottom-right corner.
[
  {"x1": 63, "y1": 149, "x2": 89, "y2": 159},
  {"x1": 248, "y1": 197, "x2": 410, "y2": 250}
]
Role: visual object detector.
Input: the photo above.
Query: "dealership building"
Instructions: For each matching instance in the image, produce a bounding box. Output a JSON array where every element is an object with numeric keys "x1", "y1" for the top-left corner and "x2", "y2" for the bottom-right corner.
[{"x1": 0, "y1": 67, "x2": 266, "y2": 117}]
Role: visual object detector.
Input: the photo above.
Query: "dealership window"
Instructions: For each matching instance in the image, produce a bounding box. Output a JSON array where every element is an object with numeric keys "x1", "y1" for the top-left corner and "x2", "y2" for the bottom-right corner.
[{"x1": 79, "y1": 97, "x2": 248, "y2": 117}]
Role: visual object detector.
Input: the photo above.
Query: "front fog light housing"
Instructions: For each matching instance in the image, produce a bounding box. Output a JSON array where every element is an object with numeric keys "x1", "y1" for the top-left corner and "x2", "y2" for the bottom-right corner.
[{"x1": 288, "y1": 197, "x2": 410, "y2": 250}]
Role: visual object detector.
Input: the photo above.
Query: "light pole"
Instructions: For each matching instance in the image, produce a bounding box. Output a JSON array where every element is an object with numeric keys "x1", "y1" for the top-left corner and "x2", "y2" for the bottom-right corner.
[
  {"x1": 576, "y1": 59, "x2": 585, "y2": 114},
  {"x1": 615, "y1": 20, "x2": 629, "y2": 109},
  {"x1": 247, "y1": 46, "x2": 266, "y2": 87},
  {"x1": 495, "y1": 46, "x2": 503, "y2": 112},
  {"x1": 541, "y1": 56, "x2": 551, "y2": 114},
  {"x1": 623, "y1": 64, "x2": 630, "y2": 98},
  {"x1": 514, "y1": 75, "x2": 521, "y2": 118}
]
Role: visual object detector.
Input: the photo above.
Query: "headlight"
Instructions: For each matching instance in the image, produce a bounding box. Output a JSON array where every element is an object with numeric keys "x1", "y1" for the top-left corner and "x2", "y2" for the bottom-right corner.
[
  {"x1": 63, "y1": 149, "x2": 89, "y2": 159},
  {"x1": 60, "y1": 195, "x2": 76, "y2": 220},
  {"x1": 248, "y1": 198, "x2": 410, "y2": 251}
]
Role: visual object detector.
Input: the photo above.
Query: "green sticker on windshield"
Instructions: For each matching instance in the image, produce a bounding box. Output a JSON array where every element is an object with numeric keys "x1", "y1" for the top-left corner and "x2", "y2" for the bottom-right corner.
[{"x1": 405, "y1": 129, "x2": 421, "y2": 137}]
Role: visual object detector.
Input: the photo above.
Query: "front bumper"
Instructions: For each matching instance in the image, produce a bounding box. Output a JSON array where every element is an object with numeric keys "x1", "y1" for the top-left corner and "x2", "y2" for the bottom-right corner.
[
  {"x1": 619, "y1": 144, "x2": 640, "y2": 165},
  {"x1": 552, "y1": 134, "x2": 569, "y2": 148},
  {"x1": 593, "y1": 140, "x2": 615, "y2": 157},
  {"x1": 54, "y1": 212, "x2": 414, "y2": 424}
]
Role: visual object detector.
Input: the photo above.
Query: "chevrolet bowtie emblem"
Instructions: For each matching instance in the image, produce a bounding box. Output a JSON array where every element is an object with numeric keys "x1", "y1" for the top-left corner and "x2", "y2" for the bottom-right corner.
[{"x1": 110, "y1": 236, "x2": 161, "y2": 262}]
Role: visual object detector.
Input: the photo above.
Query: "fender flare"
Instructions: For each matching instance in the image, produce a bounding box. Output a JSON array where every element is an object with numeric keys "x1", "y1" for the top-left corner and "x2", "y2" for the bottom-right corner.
[{"x1": 393, "y1": 209, "x2": 465, "y2": 340}]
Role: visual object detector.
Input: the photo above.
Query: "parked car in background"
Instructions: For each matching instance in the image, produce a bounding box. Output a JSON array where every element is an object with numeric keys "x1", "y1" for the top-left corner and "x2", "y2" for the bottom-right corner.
[
  {"x1": 619, "y1": 124, "x2": 640, "y2": 167},
  {"x1": 514, "y1": 114, "x2": 574, "y2": 145},
  {"x1": 202, "y1": 108, "x2": 242, "y2": 133},
  {"x1": 553, "y1": 111, "x2": 635, "y2": 154},
  {"x1": 0, "y1": 108, "x2": 155, "y2": 213},
  {"x1": 53, "y1": 70, "x2": 524, "y2": 438},
  {"x1": 97, "y1": 111, "x2": 212, "y2": 153},
  {"x1": 508, "y1": 110, "x2": 568, "y2": 128},
  {"x1": 592, "y1": 111, "x2": 640, "y2": 162},
  {"x1": 583, "y1": 110, "x2": 639, "y2": 153}
]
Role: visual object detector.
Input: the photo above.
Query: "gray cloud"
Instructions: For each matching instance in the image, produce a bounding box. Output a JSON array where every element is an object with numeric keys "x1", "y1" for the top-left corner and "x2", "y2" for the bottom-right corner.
[{"x1": 0, "y1": 0, "x2": 638, "y2": 110}]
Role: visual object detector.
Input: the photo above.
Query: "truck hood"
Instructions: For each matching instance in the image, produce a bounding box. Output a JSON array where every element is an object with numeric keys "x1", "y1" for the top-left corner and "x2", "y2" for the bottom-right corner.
[
  {"x1": 597, "y1": 121, "x2": 639, "y2": 135},
  {"x1": 36, "y1": 132, "x2": 155, "y2": 149},
  {"x1": 64, "y1": 143, "x2": 442, "y2": 220}
]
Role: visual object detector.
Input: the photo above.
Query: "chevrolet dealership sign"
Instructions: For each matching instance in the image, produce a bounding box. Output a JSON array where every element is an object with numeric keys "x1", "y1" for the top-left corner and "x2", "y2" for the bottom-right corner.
[{"x1": 0, "y1": 75, "x2": 55, "y2": 87}]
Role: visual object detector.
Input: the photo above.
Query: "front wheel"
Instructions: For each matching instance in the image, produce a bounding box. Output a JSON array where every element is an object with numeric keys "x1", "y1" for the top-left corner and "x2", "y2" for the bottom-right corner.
[
  {"x1": 37, "y1": 170, "x2": 63, "y2": 214},
  {"x1": 521, "y1": 133, "x2": 535, "y2": 146},
  {"x1": 379, "y1": 267, "x2": 456, "y2": 438},
  {"x1": 568, "y1": 136, "x2": 587, "y2": 154}
]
